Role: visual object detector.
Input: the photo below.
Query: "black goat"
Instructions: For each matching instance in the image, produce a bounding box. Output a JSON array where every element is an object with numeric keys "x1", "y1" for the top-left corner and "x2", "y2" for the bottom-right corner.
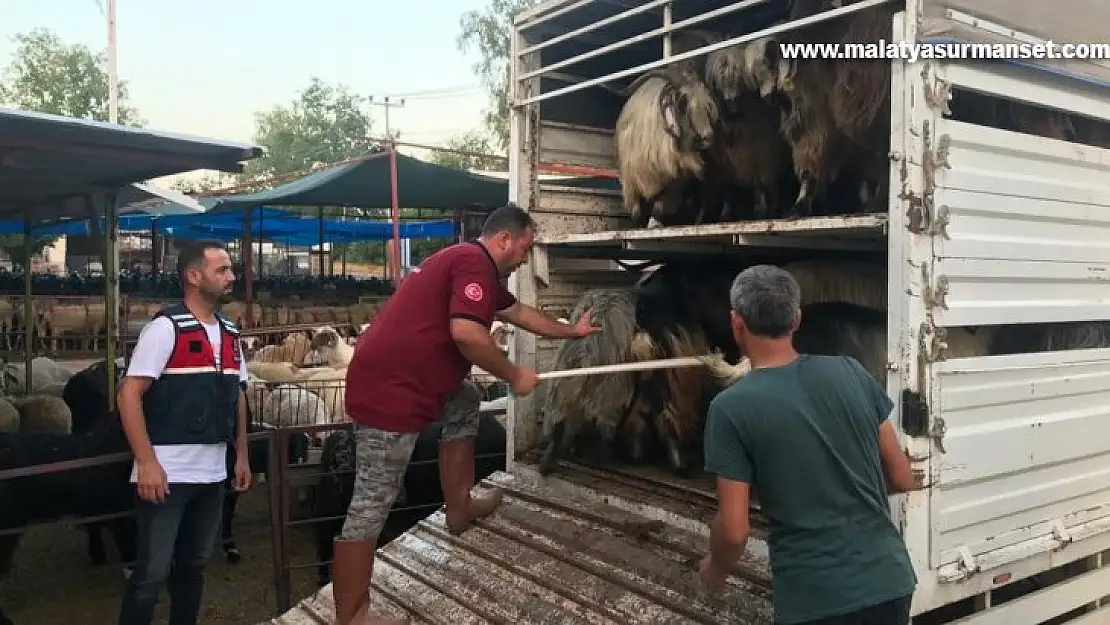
[
  {"x1": 219, "y1": 419, "x2": 310, "y2": 563},
  {"x1": 311, "y1": 412, "x2": 507, "y2": 586},
  {"x1": 0, "y1": 413, "x2": 134, "y2": 625}
]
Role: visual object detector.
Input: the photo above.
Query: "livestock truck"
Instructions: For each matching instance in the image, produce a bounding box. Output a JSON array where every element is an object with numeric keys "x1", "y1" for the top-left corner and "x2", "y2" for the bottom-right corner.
[{"x1": 272, "y1": 1, "x2": 1110, "y2": 624}]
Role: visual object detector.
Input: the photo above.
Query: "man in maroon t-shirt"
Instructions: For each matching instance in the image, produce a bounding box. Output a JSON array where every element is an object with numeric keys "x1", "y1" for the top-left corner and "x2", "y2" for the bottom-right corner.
[{"x1": 332, "y1": 203, "x2": 602, "y2": 625}]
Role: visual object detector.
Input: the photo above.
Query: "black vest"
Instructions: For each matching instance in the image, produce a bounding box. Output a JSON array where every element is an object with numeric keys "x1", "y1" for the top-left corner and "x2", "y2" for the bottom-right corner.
[{"x1": 142, "y1": 304, "x2": 241, "y2": 446}]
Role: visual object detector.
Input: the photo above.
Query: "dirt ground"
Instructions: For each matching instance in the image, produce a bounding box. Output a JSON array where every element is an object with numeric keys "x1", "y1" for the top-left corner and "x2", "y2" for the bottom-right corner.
[{"x1": 0, "y1": 487, "x2": 321, "y2": 625}]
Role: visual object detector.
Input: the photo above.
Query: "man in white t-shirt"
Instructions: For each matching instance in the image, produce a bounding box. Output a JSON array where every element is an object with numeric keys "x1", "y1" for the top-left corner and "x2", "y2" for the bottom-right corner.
[{"x1": 116, "y1": 240, "x2": 252, "y2": 625}]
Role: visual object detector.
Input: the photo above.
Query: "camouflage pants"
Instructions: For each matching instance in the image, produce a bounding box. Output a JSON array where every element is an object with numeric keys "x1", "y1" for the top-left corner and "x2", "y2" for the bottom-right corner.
[{"x1": 338, "y1": 379, "x2": 482, "y2": 542}]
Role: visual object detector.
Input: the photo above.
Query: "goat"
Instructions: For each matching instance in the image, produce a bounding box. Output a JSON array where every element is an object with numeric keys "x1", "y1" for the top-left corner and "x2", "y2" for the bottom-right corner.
[
  {"x1": 615, "y1": 63, "x2": 721, "y2": 227},
  {"x1": 702, "y1": 36, "x2": 799, "y2": 221},
  {"x1": 776, "y1": 0, "x2": 898, "y2": 217}
]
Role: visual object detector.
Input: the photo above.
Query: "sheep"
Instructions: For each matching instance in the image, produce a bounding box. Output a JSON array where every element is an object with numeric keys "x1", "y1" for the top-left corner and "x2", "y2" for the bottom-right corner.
[
  {"x1": 260, "y1": 383, "x2": 330, "y2": 432},
  {"x1": 310, "y1": 411, "x2": 507, "y2": 586},
  {"x1": 0, "y1": 398, "x2": 17, "y2": 434},
  {"x1": 8, "y1": 395, "x2": 72, "y2": 435},
  {"x1": 615, "y1": 62, "x2": 721, "y2": 227},
  {"x1": 303, "y1": 326, "x2": 354, "y2": 368},
  {"x1": 248, "y1": 361, "x2": 310, "y2": 384},
  {"x1": 1, "y1": 356, "x2": 72, "y2": 396},
  {"x1": 250, "y1": 332, "x2": 312, "y2": 365},
  {"x1": 295, "y1": 367, "x2": 349, "y2": 425}
]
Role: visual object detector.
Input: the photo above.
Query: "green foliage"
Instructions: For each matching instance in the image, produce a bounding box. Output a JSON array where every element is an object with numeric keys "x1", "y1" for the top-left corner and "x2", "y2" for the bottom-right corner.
[
  {"x1": 0, "y1": 28, "x2": 150, "y2": 260},
  {"x1": 242, "y1": 77, "x2": 378, "y2": 180},
  {"x1": 430, "y1": 130, "x2": 507, "y2": 172},
  {"x1": 457, "y1": 0, "x2": 539, "y2": 150},
  {"x1": 0, "y1": 28, "x2": 143, "y2": 125}
]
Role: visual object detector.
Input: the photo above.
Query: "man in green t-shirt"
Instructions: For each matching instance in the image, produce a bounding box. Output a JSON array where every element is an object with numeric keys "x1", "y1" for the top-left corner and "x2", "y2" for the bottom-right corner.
[{"x1": 697, "y1": 264, "x2": 920, "y2": 625}]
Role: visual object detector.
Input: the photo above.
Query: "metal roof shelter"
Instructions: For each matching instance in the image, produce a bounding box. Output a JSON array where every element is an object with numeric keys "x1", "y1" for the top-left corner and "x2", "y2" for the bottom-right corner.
[
  {"x1": 0, "y1": 105, "x2": 261, "y2": 222},
  {"x1": 0, "y1": 105, "x2": 262, "y2": 403}
]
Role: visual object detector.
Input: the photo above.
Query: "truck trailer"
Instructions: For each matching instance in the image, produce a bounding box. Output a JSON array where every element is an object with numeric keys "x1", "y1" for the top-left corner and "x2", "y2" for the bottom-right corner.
[{"x1": 273, "y1": 1, "x2": 1110, "y2": 623}]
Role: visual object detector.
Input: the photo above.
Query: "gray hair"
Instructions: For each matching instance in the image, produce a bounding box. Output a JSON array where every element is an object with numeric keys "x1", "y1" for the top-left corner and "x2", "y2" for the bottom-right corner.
[{"x1": 729, "y1": 265, "x2": 802, "y2": 338}]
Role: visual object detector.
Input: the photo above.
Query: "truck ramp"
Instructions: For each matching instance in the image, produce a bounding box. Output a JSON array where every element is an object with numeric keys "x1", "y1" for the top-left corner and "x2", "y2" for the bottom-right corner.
[{"x1": 267, "y1": 462, "x2": 773, "y2": 624}]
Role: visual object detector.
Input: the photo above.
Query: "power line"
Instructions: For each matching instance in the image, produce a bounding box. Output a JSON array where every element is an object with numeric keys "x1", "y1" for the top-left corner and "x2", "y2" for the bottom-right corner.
[{"x1": 382, "y1": 83, "x2": 481, "y2": 98}]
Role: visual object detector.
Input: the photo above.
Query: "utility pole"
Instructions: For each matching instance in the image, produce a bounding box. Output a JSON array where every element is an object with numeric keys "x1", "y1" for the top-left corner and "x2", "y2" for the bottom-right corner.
[
  {"x1": 106, "y1": 0, "x2": 118, "y2": 123},
  {"x1": 368, "y1": 95, "x2": 405, "y2": 138}
]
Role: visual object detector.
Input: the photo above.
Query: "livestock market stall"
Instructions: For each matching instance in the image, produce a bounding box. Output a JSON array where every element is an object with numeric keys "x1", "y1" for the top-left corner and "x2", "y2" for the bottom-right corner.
[{"x1": 0, "y1": 106, "x2": 263, "y2": 625}]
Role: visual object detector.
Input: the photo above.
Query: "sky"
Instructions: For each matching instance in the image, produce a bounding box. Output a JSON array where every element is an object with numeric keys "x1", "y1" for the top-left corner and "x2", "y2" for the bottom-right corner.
[{"x1": 1, "y1": 0, "x2": 496, "y2": 180}]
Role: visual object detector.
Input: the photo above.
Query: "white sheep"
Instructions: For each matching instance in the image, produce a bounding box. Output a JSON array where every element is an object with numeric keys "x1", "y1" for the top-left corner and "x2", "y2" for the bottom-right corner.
[
  {"x1": 248, "y1": 361, "x2": 311, "y2": 384},
  {"x1": 1, "y1": 356, "x2": 73, "y2": 396},
  {"x1": 260, "y1": 384, "x2": 329, "y2": 429},
  {"x1": 9, "y1": 395, "x2": 73, "y2": 435},
  {"x1": 304, "y1": 327, "x2": 353, "y2": 368},
  {"x1": 251, "y1": 333, "x2": 312, "y2": 365},
  {"x1": 294, "y1": 367, "x2": 349, "y2": 425}
]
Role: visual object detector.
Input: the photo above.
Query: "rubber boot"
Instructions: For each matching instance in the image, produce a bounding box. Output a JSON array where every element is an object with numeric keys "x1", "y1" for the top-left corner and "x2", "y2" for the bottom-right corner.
[{"x1": 439, "y1": 437, "x2": 504, "y2": 535}]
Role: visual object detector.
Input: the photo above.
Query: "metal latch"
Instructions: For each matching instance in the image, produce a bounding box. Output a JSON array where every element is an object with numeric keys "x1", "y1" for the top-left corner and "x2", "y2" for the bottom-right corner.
[
  {"x1": 1052, "y1": 520, "x2": 1074, "y2": 546},
  {"x1": 956, "y1": 546, "x2": 978, "y2": 579}
]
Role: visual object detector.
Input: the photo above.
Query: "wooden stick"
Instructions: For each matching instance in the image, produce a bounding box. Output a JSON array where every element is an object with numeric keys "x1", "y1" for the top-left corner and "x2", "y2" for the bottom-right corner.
[{"x1": 536, "y1": 356, "x2": 711, "y2": 380}]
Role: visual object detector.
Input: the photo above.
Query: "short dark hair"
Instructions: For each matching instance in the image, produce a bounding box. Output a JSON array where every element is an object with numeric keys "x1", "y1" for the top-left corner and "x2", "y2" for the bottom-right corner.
[
  {"x1": 729, "y1": 265, "x2": 802, "y2": 339},
  {"x1": 177, "y1": 239, "x2": 227, "y2": 278},
  {"x1": 480, "y1": 202, "x2": 536, "y2": 238}
]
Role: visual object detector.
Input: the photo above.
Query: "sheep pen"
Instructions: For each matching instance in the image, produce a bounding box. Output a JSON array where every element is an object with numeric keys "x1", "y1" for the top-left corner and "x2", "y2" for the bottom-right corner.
[{"x1": 0, "y1": 358, "x2": 337, "y2": 625}]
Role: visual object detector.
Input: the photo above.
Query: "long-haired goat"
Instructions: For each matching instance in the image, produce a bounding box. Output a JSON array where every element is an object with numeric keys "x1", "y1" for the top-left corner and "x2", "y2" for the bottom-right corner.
[
  {"x1": 538, "y1": 288, "x2": 651, "y2": 474},
  {"x1": 702, "y1": 36, "x2": 799, "y2": 221},
  {"x1": 615, "y1": 63, "x2": 721, "y2": 227},
  {"x1": 776, "y1": 0, "x2": 898, "y2": 216}
]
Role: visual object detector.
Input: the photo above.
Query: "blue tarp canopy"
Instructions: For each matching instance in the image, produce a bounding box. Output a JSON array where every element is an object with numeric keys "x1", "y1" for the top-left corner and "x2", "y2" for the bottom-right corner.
[{"x1": 3, "y1": 206, "x2": 455, "y2": 243}]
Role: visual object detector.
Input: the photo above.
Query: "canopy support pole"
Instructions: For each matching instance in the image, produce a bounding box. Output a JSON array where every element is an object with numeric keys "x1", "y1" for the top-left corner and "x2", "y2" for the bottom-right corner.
[
  {"x1": 22, "y1": 220, "x2": 32, "y2": 396},
  {"x1": 389, "y1": 143, "x2": 402, "y2": 282},
  {"x1": 104, "y1": 191, "x2": 120, "y2": 410},
  {"x1": 243, "y1": 207, "x2": 254, "y2": 329},
  {"x1": 317, "y1": 206, "x2": 325, "y2": 277}
]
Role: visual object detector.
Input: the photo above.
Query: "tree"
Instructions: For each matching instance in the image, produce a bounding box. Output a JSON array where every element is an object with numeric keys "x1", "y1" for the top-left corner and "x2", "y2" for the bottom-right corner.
[
  {"x1": 0, "y1": 28, "x2": 146, "y2": 267},
  {"x1": 242, "y1": 77, "x2": 378, "y2": 180},
  {"x1": 0, "y1": 28, "x2": 143, "y2": 125},
  {"x1": 169, "y1": 173, "x2": 234, "y2": 195},
  {"x1": 457, "y1": 0, "x2": 539, "y2": 150},
  {"x1": 430, "y1": 130, "x2": 507, "y2": 172}
]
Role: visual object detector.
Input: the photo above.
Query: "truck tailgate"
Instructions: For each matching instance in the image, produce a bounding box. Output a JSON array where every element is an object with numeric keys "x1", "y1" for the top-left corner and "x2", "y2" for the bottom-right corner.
[{"x1": 267, "y1": 464, "x2": 773, "y2": 624}]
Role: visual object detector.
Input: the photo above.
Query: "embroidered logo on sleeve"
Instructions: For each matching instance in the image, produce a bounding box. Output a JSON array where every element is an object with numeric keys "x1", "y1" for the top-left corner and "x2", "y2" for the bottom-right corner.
[{"x1": 464, "y1": 282, "x2": 484, "y2": 302}]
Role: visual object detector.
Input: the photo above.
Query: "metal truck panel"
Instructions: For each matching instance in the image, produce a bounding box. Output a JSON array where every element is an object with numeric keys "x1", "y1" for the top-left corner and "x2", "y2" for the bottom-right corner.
[
  {"x1": 931, "y1": 347, "x2": 1110, "y2": 569},
  {"x1": 930, "y1": 118, "x2": 1110, "y2": 328},
  {"x1": 267, "y1": 466, "x2": 772, "y2": 624}
]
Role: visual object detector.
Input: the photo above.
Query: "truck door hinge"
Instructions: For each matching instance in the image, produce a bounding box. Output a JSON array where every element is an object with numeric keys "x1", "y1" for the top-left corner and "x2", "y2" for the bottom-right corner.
[{"x1": 922, "y1": 267, "x2": 949, "y2": 310}]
